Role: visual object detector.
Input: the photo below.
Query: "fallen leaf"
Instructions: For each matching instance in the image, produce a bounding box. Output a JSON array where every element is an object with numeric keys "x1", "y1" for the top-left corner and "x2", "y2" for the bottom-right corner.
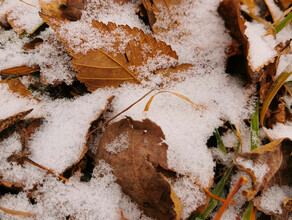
[
  {"x1": 276, "y1": 0, "x2": 292, "y2": 10},
  {"x1": 0, "y1": 78, "x2": 35, "y2": 99},
  {"x1": 140, "y1": 0, "x2": 181, "y2": 33},
  {"x1": 0, "y1": 109, "x2": 33, "y2": 133},
  {"x1": 39, "y1": 0, "x2": 86, "y2": 21},
  {"x1": 234, "y1": 138, "x2": 292, "y2": 200},
  {"x1": 95, "y1": 117, "x2": 182, "y2": 219},
  {"x1": 23, "y1": 38, "x2": 44, "y2": 51},
  {"x1": 218, "y1": 0, "x2": 253, "y2": 79},
  {"x1": 0, "y1": 65, "x2": 40, "y2": 76},
  {"x1": 40, "y1": 13, "x2": 179, "y2": 91}
]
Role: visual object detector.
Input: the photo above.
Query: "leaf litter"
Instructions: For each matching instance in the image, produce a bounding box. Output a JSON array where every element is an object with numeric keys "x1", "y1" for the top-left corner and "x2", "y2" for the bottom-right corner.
[{"x1": 0, "y1": 0, "x2": 292, "y2": 219}]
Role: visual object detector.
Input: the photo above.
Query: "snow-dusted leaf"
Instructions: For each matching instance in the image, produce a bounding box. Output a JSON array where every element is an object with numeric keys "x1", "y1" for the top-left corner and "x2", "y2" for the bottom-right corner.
[
  {"x1": 234, "y1": 138, "x2": 292, "y2": 200},
  {"x1": 0, "y1": 78, "x2": 35, "y2": 99},
  {"x1": 95, "y1": 117, "x2": 182, "y2": 219},
  {"x1": 39, "y1": 13, "x2": 179, "y2": 91},
  {"x1": 0, "y1": 109, "x2": 33, "y2": 133}
]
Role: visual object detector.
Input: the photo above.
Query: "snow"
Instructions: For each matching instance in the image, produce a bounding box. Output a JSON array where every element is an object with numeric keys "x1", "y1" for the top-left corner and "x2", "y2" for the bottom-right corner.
[
  {"x1": 0, "y1": 0, "x2": 291, "y2": 218},
  {"x1": 29, "y1": 89, "x2": 112, "y2": 173},
  {"x1": 236, "y1": 157, "x2": 270, "y2": 183},
  {"x1": 172, "y1": 177, "x2": 207, "y2": 219},
  {"x1": 258, "y1": 185, "x2": 292, "y2": 215},
  {"x1": 266, "y1": 121, "x2": 292, "y2": 139},
  {"x1": 245, "y1": 21, "x2": 277, "y2": 71},
  {"x1": 0, "y1": 83, "x2": 44, "y2": 119},
  {"x1": 0, "y1": 133, "x2": 46, "y2": 189},
  {"x1": 105, "y1": 132, "x2": 129, "y2": 154},
  {"x1": 0, "y1": 0, "x2": 42, "y2": 33}
]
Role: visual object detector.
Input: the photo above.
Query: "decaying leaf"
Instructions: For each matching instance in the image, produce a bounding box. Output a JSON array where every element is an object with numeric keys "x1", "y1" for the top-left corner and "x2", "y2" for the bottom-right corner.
[
  {"x1": 218, "y1": 0, "x2": 253, "y2": 79},
  {"x1": 23, "y1": 38, "x2": 44, "y2": 51},
  {"x1": 139, "y1": 0, "x2": 182, "y2": 33},
  {"x1": 234, "y1": 138, "x2": 292, "y2": 200},
  {"x1": 39, "y1": 0, "x2": 86, "y2": 21},
  {"x1": 0, "y1": 109, "x2": 33, "y2": 133},
  {"x1": 40, "y1": 13, "x2": 179, "y2": 91},
  {"x1": 0, "y1": 65, "x2": 40, "y2": 76},
  {"x1": 95, "y1": 117, "x2": 182, "y2": 219},
  {"x1": 276, "y1": 0, "x2": 292, "y2": 10},
  {"x1": 0, "y1": 78, "x2": 35, "y2": 99}
]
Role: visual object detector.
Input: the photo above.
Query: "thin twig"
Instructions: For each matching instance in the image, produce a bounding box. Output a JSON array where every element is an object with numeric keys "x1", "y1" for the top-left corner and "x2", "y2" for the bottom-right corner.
[{"x1": 88, "y1": 89, "x2": 155, "y2": 136}]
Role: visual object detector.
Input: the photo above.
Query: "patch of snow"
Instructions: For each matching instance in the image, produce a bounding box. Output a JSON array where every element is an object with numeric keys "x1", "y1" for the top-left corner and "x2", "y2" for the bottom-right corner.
[
  {"x1": 172, "y1": 177, "x2": 206, "y2": 219},
  {"x1": 266, "y1": 121, "x2": 292, "y2": 139},
  {"x1": 29, "y1": 89, "x2": 112, "y2": 173},
  {"x1": 236, "y1": 157, "x2": 269, "y2": 183},
  {"x1": 259, "y1": 185, "x2": 292, "y2": 215},
  {"x1": 106, "y1": 133, "x2": 129, "y2": 154},
  {"x1": 245, "y1": 21, "x2": 277, "y2": 70}
]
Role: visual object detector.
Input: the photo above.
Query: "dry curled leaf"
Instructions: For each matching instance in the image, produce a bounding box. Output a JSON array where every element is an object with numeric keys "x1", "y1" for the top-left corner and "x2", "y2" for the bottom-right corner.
[
  {"x1": 218, "y1": 0, "x2": 253, "y2": 79},
  {"x1": 0, "y1": 109, "x2": 33, "y2": 133},
  {"x1": 95, "y1": 117, "x2": 182, "y2": 219},
  {"x1": 39, "y1": 13, "x2": 179, "y2": 91},
  {"x1": 234, "y1": 138, "x2": 292, "y2": 200}
]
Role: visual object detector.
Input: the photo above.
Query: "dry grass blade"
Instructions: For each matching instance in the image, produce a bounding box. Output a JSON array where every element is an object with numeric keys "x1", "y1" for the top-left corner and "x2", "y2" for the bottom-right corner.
[
  {"x1": 0, "y1": 206, "x2": 36, "y2": 217},
  {"x1": 214, "y1": 176, "x2": 248, "y2": 220},
  {"x1": 260, "y1": 68, "x2": 292, "y2": 128},
  {"x1": 144, "y1": 91, "x2": 207, "y2": 111}
]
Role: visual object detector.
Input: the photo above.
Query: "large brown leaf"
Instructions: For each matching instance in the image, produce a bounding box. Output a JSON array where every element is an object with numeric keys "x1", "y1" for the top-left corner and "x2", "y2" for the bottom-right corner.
[
  {"x1": 95, "y1": 117, "x2": 182, "y2": 219},
  {"x1": 39, "y1": 13, "x2": 179, "y2": 91}
]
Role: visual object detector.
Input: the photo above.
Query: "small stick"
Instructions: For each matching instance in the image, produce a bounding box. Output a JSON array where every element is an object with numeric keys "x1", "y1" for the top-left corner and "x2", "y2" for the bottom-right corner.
[
  {"x1": 88, "y1": 88, "x2": 155, "y2": 136},
  {"x1": 19, "y1": 155, "x2": 69, "y2": 182}
]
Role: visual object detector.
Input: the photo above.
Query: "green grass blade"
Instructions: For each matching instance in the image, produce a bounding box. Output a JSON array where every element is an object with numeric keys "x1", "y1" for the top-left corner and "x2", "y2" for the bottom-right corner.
[
  {"x1": 275, "y1": 11, "x2": 292, "y2": 34},
  {"x1": 215, "y1": 129, "x2": 227, "y2": 156},
  {"x1": 250, "y1": 100, "x2": 259, "y2": 150},
  {"x1": 189, "y1": 164, "x2": 234, "y2": 220},
  {"x1": 242, "y1": 201, "x2": 253, "y2": 220}
]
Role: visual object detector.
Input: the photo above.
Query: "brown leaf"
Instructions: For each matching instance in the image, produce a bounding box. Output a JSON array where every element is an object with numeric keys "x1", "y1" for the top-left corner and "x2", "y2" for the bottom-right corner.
[
  {"x1": 0, "y1": 78, "x2": 34, "y2": 98},
  {"x1": 0, "y1": 109, "x2": 33, "y2": 133},
  {"x1": 95, "y1": 117, "x2": 182, "y2": 219},
  {"x1": 0, "y1": 65, "x2": 40, "y2": 76},
  {"x1": 140, "y1": 0, "x2": 181, "y2": 33},
  {"x1": 234, "y1": 138, "x2": 292, "y2": 201},
  {"x1": 218, "y1": 0, "x2": 253, "y2": 79},
  {"x1": 39, "y1": 0, "x2": 86, "y2": 21},
  {"x1": 40, "y1": 13, "x2": 179, "y2": 91},
  {"x1": 276, "y1": 0, "x2": 292, "y2": 10},
  {"x1": 23, "y1": 38, "x2": 44, "y2": 51}
]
